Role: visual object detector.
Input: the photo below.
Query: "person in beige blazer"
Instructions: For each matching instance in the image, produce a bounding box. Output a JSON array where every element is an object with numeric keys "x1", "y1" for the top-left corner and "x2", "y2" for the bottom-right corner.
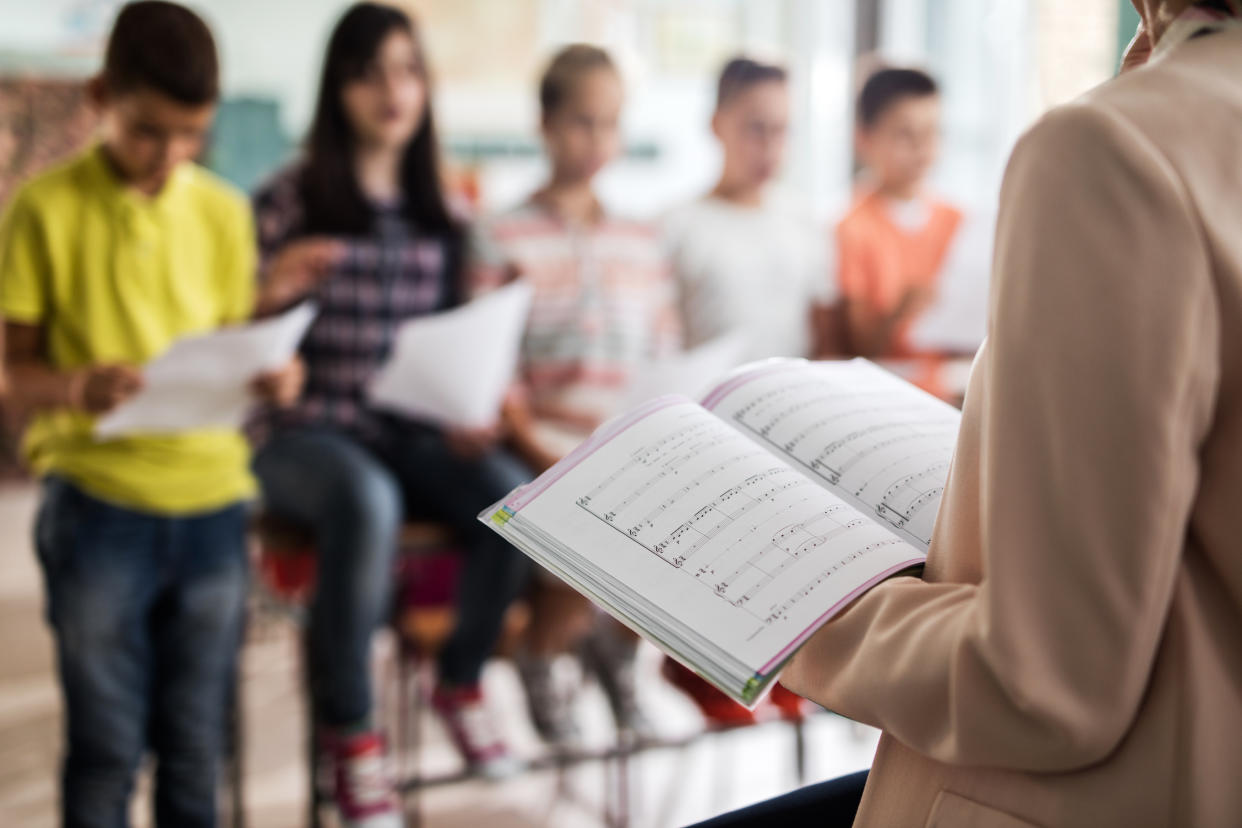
[{"x1": 692, "y1": 2, "x2": 1242, "y2": 827}]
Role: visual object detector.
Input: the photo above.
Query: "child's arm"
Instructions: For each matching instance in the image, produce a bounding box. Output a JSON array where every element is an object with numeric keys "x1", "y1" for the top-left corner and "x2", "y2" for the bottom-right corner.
[
  {"x1": 255, "y1": 239, "x2": 344, "y2": 316},
  {"x1": 3, "y1": 320, "x2": 143, "y2": 417},
  {"x1": 810, "y1": 301, "x2": 847, "y2": 358},
  {"x1": 251, "y1": 170, "x2": 344, "y2": 317},
  {"x1": 843, "y1": 284, "x2": 937, "y2": 357},
  {"x1": 500, "y1": 386, "x2": 559, "y2": 474}
]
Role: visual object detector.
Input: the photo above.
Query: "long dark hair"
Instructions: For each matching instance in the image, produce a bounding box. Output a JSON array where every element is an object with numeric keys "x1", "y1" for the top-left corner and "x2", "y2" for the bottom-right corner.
[{"x1": 300, "y1": 3, "x2": 458, "y2": 240}]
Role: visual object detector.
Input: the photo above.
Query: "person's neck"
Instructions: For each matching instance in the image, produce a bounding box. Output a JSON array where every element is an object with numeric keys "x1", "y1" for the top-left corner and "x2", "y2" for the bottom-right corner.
[
  {"x1": 535, "y1": 175, "x2": 600, "y2": 225},
  {"x1": 354, "y1": 143, "x2": 404, "y2": 204},
  {"x1": 99, "y1": 144, "x2": 166, "y2": 198},
  {"x1": 1142, "y1": 0, "x2": 1200, "y2": 43},
  {"x1": 874, "y1": 180, "x2": 922, "y2": 203},
  {"x1": 710, "y1": 175, "x2": 765, "y2": 208}
]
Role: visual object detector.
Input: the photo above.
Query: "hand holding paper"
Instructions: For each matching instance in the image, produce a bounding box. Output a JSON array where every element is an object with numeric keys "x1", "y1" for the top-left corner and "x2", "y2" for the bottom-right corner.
[
  {"x1": 94, "y1": 303, "x2": 317, "y2": 438},
  {"x1": 368, "y1": 282, "x2": 534, "y2": 429}
]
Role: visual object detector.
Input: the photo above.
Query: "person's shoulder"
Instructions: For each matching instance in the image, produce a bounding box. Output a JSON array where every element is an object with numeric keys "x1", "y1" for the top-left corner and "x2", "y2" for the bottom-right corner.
[
  {"x1": 1087, "y1": 26, "x2": 1242, "y2": 116},
  {"x1": 662, "y1": 195, "x2": 715, "y2": 225},
  {"x1": 836, "y1": 190, "x2": 884, "y2": 238},
  {"x1": 6, "y1": 149, "x2": 97, "y2": 215},
  {"x1": 1016, "y1": 29, "x2": 1242, "y2": 176},
  {"x1": 928, "y1": 197, "x2": 964, "y2": 226},
  {"x1": 179, "y1": 163, "x2": 251, "y2": 224},
  {"x1": 474, "y1": 200, "x2": 540, "y2": 241},
  {"x1": 600, "y1": 208, "x2": 661, "y2": 240}
]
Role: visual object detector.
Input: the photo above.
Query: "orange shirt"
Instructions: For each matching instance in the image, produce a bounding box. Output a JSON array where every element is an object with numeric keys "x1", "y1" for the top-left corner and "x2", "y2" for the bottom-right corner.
[{"x1": 836, "y1": 191, "x2": 963, "y2": 356}]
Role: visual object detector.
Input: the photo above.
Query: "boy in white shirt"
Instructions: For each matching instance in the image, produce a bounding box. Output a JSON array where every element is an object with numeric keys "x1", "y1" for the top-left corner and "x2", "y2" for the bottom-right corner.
[
  {"x1": 663, "y1": 57, "x2": 835, "y2": 724},
  {"x1": 665, "y1": 57, "x2": 837, "y2": 364}
]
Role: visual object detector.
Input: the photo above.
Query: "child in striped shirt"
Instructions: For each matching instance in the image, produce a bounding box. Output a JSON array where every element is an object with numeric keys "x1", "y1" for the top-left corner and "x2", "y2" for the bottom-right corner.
[{"x1": 471, "y1": 44, "x2": 681, "y2": 746}]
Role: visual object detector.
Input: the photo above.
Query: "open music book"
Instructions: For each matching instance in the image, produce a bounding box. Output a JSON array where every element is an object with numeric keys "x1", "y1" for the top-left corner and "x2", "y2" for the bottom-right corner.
[{"x1": 480, "y1": 359, "x2": 960, "y2": 707}]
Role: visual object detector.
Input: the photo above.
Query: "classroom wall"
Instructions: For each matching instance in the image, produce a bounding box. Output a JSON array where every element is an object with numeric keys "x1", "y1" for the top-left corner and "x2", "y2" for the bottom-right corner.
[{"x1": 0, "y1": 0, "x2": 1123, "y2": 218}]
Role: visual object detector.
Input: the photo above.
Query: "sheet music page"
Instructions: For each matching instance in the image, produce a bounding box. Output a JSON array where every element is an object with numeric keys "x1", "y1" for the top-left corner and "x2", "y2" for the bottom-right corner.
[
  {"x1": 502, "y1": 397, "x2": 924, "y2": 673},
  {"x1": 702, "y1": 359, "x2": 960, "y2": 552}
]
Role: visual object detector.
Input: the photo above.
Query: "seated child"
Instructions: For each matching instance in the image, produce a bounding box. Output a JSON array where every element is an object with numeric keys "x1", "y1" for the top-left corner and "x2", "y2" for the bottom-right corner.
[
  {"x1": 836, "y1": 67, "x2": 965, "y2": 362},
  {"x1": 470, "y1": 45, "x2": 681, "y2": 746},
  {"x1": 666, "y1": 56, "x2": 838, "y2": 363},
  {"x1": 0, "y1": 3, "x2": 300, "y2": 825},
  {"x1": 249, "y1": 5, "x2": 533, "y2": 819}
]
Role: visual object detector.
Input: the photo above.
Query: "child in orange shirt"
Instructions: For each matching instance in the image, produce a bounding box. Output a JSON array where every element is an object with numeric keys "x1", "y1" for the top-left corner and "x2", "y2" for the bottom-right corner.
[{"x1": 837, "y1": 68, "x2": 963, "y2": 360}]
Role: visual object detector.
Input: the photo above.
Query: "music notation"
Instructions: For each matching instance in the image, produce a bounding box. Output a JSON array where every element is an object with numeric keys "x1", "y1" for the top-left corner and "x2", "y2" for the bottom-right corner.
[
  {"x1": 488, "y1": 370, "x2": 948, "y2": 699},
  {"x1": 573, "y1": 407, "x2": 918, "y2": 627},
  {"x1": 762, "y1": 538, "x2": 905, "y2": 623},
  {"x1": 716, "y1": 363, "x2": 959, "y2": 548}
]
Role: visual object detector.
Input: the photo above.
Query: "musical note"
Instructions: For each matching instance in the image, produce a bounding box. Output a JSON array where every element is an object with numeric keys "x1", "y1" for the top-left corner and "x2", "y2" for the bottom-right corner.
[{"x1": 716, "y1": 361, "x2": 960, "y2": 547}]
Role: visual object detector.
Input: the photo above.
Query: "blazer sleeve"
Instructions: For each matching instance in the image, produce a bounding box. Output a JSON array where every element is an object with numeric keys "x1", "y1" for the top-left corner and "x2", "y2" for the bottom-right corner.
[{"x1": 780, "y1": 101, "x2": 1219, "y2": 772}]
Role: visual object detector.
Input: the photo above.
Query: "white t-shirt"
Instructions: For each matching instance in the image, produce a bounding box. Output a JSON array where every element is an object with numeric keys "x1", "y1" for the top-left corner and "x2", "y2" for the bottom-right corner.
[{"x1": 664, "y1": 194, "x2": 834, "y2": 362}]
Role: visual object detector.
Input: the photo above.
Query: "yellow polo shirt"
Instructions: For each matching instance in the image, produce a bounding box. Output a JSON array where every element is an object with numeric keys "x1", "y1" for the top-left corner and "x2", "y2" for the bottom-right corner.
[{"x1": 0, "y1": 145, "x2": 258, "y2": 514}]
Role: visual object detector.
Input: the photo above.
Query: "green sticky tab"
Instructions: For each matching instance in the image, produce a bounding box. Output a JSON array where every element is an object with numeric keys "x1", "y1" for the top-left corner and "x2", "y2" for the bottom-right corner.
[
  {"x1": 490, "y1": 509, "x2": 513, "y2": 527},
  {"x1": 742, "y1": 676, "x2": 761, "y2": 704}
]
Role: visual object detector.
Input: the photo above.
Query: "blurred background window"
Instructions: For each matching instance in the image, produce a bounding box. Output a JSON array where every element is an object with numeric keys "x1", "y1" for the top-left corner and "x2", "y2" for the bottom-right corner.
[{"x1": 1, "y1": 0, "x2": 1136, "y2": 217}]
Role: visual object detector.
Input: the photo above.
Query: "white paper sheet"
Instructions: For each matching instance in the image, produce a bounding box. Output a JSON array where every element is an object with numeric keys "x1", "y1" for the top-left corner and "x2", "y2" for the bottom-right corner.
[
  {"x1": 94, "y1": 303, "x2": 317, "y2": 439},
  {"x1": 367, "y1": 281, "x2": 533, "y2": 428},
  {"x1": 616, "y1": 333, "x2": 747, "y2": 414},
  {"x1": 907, "y1": 208, "x2": 994, "y2": 354}
]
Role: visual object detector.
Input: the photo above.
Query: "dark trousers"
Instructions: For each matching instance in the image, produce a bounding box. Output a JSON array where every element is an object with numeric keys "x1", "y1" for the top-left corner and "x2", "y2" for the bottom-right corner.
[
  {"x1": 687, "y1": 770, "x2": 869, "y2": 827},
  {"x1": 35, "y1": 478, "x2": 248, "y2": 828},
  {"x1": 253, "y1": 425, "x2": 532, "y2": 727}
]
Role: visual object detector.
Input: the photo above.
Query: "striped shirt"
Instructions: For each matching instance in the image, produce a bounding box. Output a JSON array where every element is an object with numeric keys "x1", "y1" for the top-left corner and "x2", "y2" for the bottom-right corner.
[
  {"x1": 469, "y1": 199, "x2": 681, "y2": 431},
  {"x1": 251, "y1": 163, "x2": 460, "y2": 443}
]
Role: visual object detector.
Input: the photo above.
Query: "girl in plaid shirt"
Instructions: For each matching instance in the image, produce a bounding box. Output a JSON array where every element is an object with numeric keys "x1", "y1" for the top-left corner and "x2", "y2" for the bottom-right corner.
[{"x1": 250, "y1": 5, "x2": 531, "y2": 821}]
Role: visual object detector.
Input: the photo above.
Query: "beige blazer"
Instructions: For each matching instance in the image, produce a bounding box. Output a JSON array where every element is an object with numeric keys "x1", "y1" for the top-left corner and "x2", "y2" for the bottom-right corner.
[{"x1": 782, "y1": 28, "x2": 1242, "y2": 828}]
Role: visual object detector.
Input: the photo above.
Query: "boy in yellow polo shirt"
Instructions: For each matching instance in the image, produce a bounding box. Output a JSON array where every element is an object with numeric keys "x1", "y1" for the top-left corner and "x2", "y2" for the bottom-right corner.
[{"x1": 0, "y1": 3, "x2": 301, "y2": 825}]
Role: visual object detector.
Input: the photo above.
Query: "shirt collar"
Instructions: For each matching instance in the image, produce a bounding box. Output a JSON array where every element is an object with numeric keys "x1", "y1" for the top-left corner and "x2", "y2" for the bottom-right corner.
[
  {"x1": 1151, "y1": 2, "x2": 1242, "y2": 62},
  {"x1": 84, "y1": 143, "x2": 188, "y2": 213}
]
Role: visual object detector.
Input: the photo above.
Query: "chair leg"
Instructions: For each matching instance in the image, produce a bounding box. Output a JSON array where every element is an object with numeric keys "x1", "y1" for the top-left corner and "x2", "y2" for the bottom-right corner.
[
  {"x1": 406, "y1": 652, "x2": 425, "y2": 828},
  {"x1": 793, "y1": 718, "x2": 808, "y2": 786},
  {"x1": 302, "y1": 632, "x2": 323, "y2": 828}
]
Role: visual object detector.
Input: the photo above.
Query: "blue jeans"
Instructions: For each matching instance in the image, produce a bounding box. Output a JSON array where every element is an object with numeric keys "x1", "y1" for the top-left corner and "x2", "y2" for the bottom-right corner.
[
  {"x1": 253, "y1": 425, "x2": 532, "y2": 728},
  {"x1": 34, "y1": 477, "x2": 248, "y2": 828}
]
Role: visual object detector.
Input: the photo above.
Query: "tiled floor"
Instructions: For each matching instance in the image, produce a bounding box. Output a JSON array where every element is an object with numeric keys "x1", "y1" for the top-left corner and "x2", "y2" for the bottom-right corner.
[{"x1": 0, "y1": 481, "x2": 878, "y2": 827}]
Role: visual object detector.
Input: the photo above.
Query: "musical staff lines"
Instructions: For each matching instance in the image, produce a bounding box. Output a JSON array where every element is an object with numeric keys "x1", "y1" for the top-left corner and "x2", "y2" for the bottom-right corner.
[
  {"x1": 721, "y1": 363, "x2": 959, "y2": 547},
  {"x1": 572, "y1": 411, "x2": 909, "y2": 626}
]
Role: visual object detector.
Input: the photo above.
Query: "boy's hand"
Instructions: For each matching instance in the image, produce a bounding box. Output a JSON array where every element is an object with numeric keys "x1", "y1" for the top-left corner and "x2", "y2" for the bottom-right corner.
[
  {"x1": 76, "y1": 364, "x2": 144, "y2": 415},
  {"x1": 251, "y1": 357, "x2": 305, "y2": 409},
  {"x1": 258, "y1": 238, "x2": 346, "y2": 313},
  {"x1": 894, "y1": 283, "x2": 938, "y2": 324}
]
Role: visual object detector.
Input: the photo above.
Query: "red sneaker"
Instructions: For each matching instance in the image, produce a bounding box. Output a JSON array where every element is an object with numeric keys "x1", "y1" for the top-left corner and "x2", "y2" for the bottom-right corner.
[
  {"x1": 330, "y1": 730, "x2": 402, "y2": 828},
  {"x1": 661, "y1": 657, "x2": 758, "y2": 727},
  {"x1": 768, "y1": 681, "x2": 809, "y2": 721},
  {"x1": 431, "y1": 684, "x2": 521, "y2": 779}
]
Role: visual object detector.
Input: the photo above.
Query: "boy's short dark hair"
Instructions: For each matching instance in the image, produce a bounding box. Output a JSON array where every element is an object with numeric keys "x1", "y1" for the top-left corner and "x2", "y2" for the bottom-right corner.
[
  {"x1": 716, "y1": 56, "x2": 787, "y2": 110},
  {"x1": 857, "y1": 67, "x2": 938, "y2": 129},
  {"x1": 103, "y1": 1, "x2": 219, "y2": 105},
  {"x1": 539, "y1": 44, "x2": 618, "y2": 119}
]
